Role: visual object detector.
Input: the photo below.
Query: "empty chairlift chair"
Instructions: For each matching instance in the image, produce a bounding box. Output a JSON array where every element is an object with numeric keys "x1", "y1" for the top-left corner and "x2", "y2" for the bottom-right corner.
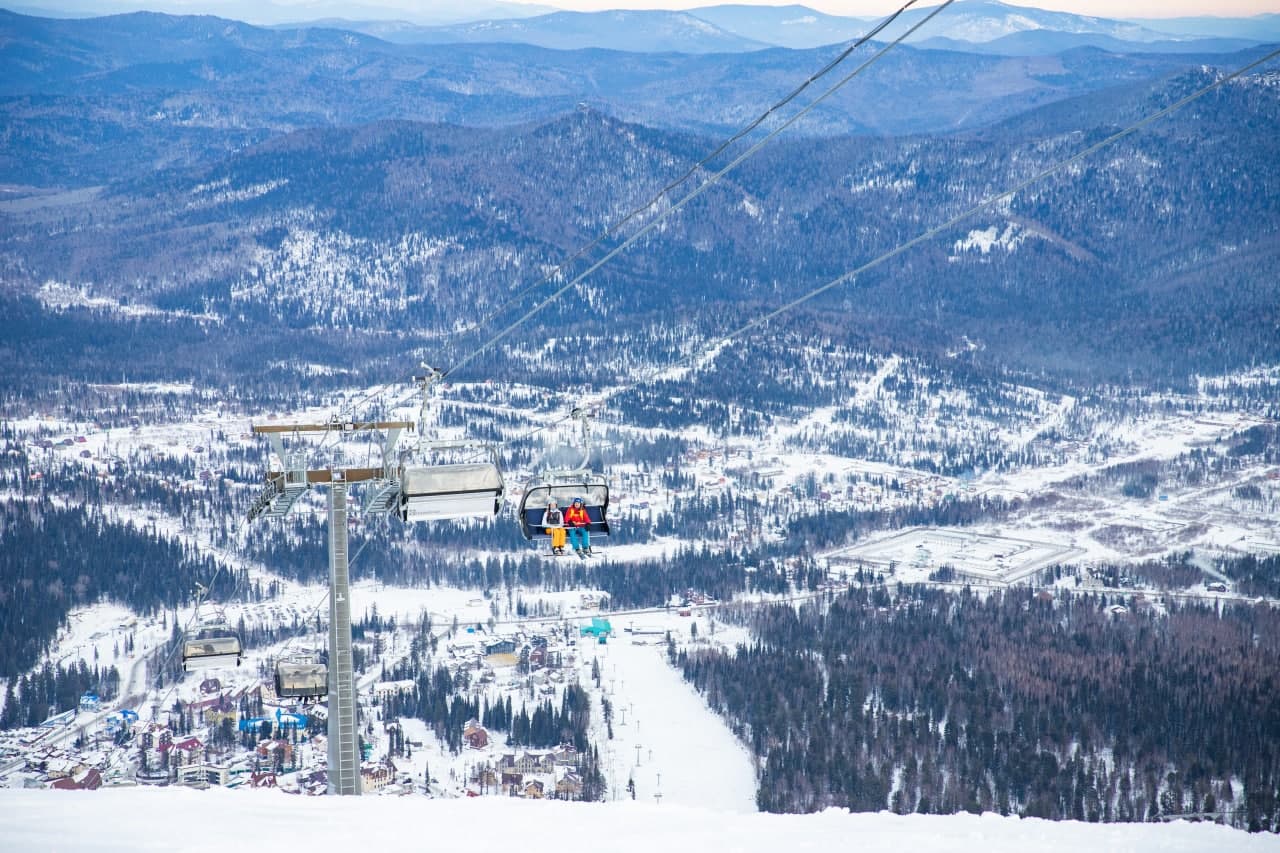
[
  {"x1": 398, "y1": 461, "x2": 505, "y2": 522},
  {"x1": 274, "y1": 656, "x2": 328, "y2": 700},
  {"x1": 518, "y1": 476, "x2": 611, "y2": 544},
  {"x1": 182, "y1": 622, "x2": 243, "y2": 672}
]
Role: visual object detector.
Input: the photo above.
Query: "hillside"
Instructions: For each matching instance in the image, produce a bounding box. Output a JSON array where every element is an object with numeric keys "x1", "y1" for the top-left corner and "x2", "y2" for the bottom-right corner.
[
  {"x1": 3, "y1": 60, "x2": 1278, "y2": 387},
  {"x1": 0, "y1": 8, "x2": 1256, "y2": 181}
]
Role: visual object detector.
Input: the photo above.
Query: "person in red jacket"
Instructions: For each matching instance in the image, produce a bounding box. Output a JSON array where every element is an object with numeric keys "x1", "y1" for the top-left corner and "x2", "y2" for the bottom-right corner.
[{"x1": 564, "y1": 497, "x2": 592, "y2": 557}]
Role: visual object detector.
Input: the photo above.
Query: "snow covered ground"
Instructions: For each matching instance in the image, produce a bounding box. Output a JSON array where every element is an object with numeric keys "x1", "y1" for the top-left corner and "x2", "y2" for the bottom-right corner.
[
  {"x1": 1, "y1": 788, "x2": 1273, "y2": 853},
  {"x1": 587, "y1": 624, "x2": 757, "y2": 811}
]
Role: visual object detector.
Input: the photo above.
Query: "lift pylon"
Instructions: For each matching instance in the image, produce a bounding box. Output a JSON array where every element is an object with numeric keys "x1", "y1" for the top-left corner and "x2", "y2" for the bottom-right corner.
[{"x1": 248, "y1": 419, "x2": 412, "y2": 795}]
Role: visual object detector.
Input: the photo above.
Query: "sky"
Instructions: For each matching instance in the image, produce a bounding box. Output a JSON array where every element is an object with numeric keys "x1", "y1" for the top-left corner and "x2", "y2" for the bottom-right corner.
[
  {"x1": 540, "y1": 0, "x2": 1280, "y2": 15},
  {"x1": 12, "y1": 0, "x2": 1280, "y2": 20}
]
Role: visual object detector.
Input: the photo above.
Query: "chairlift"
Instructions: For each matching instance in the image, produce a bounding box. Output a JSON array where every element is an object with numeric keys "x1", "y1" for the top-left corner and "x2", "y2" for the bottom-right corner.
[
  {"x1": 398, "y1": 443, "x2": 505, "y2": 522},
  {"x1": 182, "y1": 620, "x2": 243, "y2": 672},
  {"x1": 517, "y1": 408, "x2": 610, "y2": 545},
  {"x1": 518, "y1": 474, "x2": 611, "y2": 542},
  {"x1": 274, "y1": 655, "x2": 328, "y2": 700},
  {"x1": 395, "y1": 368, "x2": 506, "y2": 522}
]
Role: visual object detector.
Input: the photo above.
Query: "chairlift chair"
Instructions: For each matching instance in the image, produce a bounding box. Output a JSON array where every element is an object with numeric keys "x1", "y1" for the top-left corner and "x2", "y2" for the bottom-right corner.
[
  {"x1": 518, "y1": 475, "x2": 611, "y2": 543},
  {"x1": 182, "y1": 621, "x2": 243, "y2": 672},
  {"x1": 398, "y1": 457, "x2": 505, "y2": 522},
  {"x1": 518, "y1": 408, "x2": 611, "y2": 546},
  {"x1": 274, "y1": 655, "x2": 328, "y2": 700},
  {"x1": 393, "y1": 369, "x2": 506, "y2": 522}
]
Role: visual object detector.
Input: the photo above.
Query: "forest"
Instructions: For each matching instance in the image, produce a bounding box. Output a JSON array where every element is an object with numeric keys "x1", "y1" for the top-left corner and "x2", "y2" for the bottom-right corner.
[
  {"x1": 0, "y1": 498, "x2": 219, "y2": 679},
  {"x1": 678, "y1": 584, "x2": 1280, "y2": 831}
]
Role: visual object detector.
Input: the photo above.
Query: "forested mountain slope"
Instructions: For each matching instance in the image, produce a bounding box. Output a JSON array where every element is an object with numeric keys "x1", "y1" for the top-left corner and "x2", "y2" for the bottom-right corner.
[
  {"x1": 3, "y1": 64, "x2": 1277, "y2": 388},
  {"x1": 2, "y1": 9, "x2": 1268, "y2": 184}
]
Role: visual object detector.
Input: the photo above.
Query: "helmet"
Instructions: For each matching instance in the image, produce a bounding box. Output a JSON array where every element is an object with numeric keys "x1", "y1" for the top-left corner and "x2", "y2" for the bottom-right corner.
[{"x1": 573, "y1": 497, "x2": 584, "y2": 505}]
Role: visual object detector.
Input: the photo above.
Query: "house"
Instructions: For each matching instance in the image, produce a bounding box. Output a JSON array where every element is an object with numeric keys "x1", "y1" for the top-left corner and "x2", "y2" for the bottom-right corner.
[
  {"x1": 484, "y1": 638, "x2": 517, "y2": 656},
  {"x1": 50, "y1": 768, "x2": 102, "y2": 791},
  {"x1": 202, "y1": 695, "x2": 237, "y2": 727},
  {"x1": 361, "y1": 763, "x2": 393, "y2": 792},
  {"x1": 160, "y1": 737, "x2": 205, "y2": 768},
  {"x1": 518, "y1": 751, "x2": 555, "y2": 774},
  {"x1": 500, "y1": 769, "x2": 523, "y2": 789},
  {"x1": 553, "y1": 745, "x2": 580, "y2": 766},
  {"x1": 498, "y1": 751, "x2": 554, "y2": 775},
  {"x1": 41, "y1": 756, "x2": 81, "y2": 780},
  {"x1": 463, "y1": 721, "x2": 489, "y2": 750},
  {"x1": 373, "y1": 680, "x2": 415, "y2": 698},
  {"x1": 250, "y1": 772, "x2": 277, "y2": 789},
  {"x1": 524, "y1": 780, "x2": 546, "y2": 799},
  {"x1": 298, "y1": 769, "x2": 328, "y2": 796},
  {"x1": 556, "y1": 772, "x2": 584, "y2": 799},
  {"x1": 176, "y1": 764, "x2": 231, "y2": 789},
  {"x1": 255, "y1": 739, "x2": 294, "y2": 771}
]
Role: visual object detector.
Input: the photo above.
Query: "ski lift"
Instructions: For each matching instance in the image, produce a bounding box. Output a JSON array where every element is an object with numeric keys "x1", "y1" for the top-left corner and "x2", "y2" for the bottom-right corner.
[
  {"x1": 274, "y1": 655, "x2": 328, "y2": 700},
  {"x1": 182, "y1": 619, "x2": 243, "y2": 672},
  {"x1": 518, "y1": 408, "x2": 610, "y2": 544},
  {"x1": 181, "y1": 587, "x2": 242, "y2": 671},
  {"x1": 518, "y1": 475, "x2": 610, "y2": 541},
  {"x1": 399, "y1": 444, "x2": 505, "y2": 522},
  {"x1": 395, "y1": 367, "x2": 506, "y2": 522}
]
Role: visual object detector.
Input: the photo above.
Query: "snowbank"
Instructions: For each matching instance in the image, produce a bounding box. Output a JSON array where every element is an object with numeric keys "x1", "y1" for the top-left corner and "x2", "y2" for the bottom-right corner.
[{"x1": 0, "y1": 789, "x2": 1271, "y2": 853}]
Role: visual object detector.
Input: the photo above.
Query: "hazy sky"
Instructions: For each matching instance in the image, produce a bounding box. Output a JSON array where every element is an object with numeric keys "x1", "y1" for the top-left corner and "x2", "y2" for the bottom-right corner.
[
  {"x1": 14, "y1": 0, "x2": 1280, "y2": 21},
  {"x1": 542, "y1": 0, "x2": 1280, "y2": 14},
  {"x1": 578, "y1": 0, "x2": 1280, "y2": 13}
]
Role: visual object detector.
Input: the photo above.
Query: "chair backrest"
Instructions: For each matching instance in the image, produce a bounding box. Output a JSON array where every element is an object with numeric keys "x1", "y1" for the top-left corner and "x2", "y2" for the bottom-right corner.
[
  {"x1": 519, "y1": 480, "x2": 610, "y2": 540},
  {"x1": 400, "y1": 463, "x2": 504, "y2": 521}
]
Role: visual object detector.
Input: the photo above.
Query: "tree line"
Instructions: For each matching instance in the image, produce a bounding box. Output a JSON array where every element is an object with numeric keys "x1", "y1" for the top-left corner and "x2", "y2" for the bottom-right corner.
[{"x1": 679, "y1": 584, "x2": 1280, "y2": 832}]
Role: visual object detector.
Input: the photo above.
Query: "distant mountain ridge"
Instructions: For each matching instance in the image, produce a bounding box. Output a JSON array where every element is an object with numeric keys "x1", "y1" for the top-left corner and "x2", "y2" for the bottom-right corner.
[
  {"x1": 314, "y1": 1, "x2": 1273, "y2": 54},
  {"x1": 8, "y1": 1, "x2": 1278, "y2": 54},
  {"x1": 3, "y1": 65, "x2": 1277, "y2": 383},
  {"x1": 915, "y1": 31, "x2": 1263, "y2": 57},
  {"x1": 1, "y1": 7, "x2": 1277, "y2": 388},
  {"x1": 10, "y1": 6, "x2": 1270, "y2": 189},
  {"x1": 5, "y1": 0, "x2": 556, "y2": 26},
  {"x1": 368, "y1": 9, "x2": 771, "y2": 53}
]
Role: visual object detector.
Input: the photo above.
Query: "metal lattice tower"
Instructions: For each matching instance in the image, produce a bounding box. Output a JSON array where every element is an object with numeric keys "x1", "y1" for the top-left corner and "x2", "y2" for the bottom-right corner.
[
  {"x1": 326, "y1": 479, "x2": 359, "y2": 795},
  {"x1": 249, "y1": 419, "x2": 410, "y2": 796}
]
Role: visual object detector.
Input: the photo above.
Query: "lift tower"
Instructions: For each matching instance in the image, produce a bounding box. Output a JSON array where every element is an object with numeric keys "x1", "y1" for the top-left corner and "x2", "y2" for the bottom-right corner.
[{"x1": 248, "y1": 418, "x2": 411, "y2": 795}]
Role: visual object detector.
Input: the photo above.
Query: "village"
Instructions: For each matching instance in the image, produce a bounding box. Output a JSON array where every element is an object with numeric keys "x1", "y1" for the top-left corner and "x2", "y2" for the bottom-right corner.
[{"x1": 0, "y1": 584, "x2": 756, "y2": 808}]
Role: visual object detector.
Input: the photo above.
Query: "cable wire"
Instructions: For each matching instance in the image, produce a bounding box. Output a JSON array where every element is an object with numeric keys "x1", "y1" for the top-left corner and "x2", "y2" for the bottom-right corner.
[
  {"x1": 442, "y1": 0, "x2": 958, "y2": 382},
  {"x1": 456, "y1": 0, "x2": 926, "y2": 350},
  {"x1": 298, "y1": 0, "x2": 946, "y2": 433},
  {"x1": 565, "y1": 47, "x2": 1280, "y2": 423}
]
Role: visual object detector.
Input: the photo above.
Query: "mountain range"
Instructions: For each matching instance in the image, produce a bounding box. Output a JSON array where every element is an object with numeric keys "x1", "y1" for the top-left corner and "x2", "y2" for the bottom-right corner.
[
  {"x1": 9, "y1": 1, "x2": 1280, "y2": 53},
  {"x1": 4, "y1": 8, "x2": 1268, "y2": 187},
  {"x1": 0, "y1": 7, "x2": 1277, "y2": 393},
  {"x1": 289, "y1": 1, "x2": 1279, "y2": 54}
]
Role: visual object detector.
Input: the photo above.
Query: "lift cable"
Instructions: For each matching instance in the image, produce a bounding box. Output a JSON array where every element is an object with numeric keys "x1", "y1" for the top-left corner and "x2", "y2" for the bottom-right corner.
[
  {"x1": 151, "y1": 530, "x2": 253, "y2": 715},
  {"x1": 314, "y1": 0, "x2": 941, "y2": 442},
  {"x1": 490, "y1": 46, "x2": 1280, "y2": 451},
  {"x1": 441, "y1": 0, "x2": 958, "y2": 383},
  {"x1": 455, "y1": 0, "x2": 927, "y2": 351}
]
